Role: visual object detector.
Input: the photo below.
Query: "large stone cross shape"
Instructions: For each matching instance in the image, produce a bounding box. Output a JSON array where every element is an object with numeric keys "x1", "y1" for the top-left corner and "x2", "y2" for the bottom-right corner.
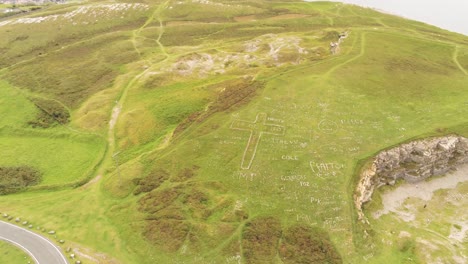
[{"x1": 230, "y1": 113, "x2": 285, "y2": 169}]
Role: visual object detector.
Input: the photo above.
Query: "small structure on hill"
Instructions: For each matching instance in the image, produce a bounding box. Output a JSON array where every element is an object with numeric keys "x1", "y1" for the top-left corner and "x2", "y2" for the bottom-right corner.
[
  {"x1": 330, "y1": 31, "x2": 349, "y2": 55},
  {"x1": 330, "y1": 42, "x2": 340, "y2": 54}
]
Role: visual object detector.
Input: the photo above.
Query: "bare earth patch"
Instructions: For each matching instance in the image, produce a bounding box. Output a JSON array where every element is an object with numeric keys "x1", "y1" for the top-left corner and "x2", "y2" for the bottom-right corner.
[
  {"x1": 371, "y1": 164, "x2": 468, "y2": 263},
  {"x1": 109, "y1": 103, "x2": 121, "y2": 131},
  {"x1": 234, "y1": 15, "x2": 256, "y2": 22},
  {"x1": 373, "y1": 163, "x2": 468, "y2": 220},
  {"x1": 81, "y1": 175, "x2": 102, "y2": 189}
]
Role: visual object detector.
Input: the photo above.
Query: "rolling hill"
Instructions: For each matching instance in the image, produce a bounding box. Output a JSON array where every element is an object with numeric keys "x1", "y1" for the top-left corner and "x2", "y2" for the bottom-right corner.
[{"x1": 0, "y1": 0, "x2": 467, "y2": 263}]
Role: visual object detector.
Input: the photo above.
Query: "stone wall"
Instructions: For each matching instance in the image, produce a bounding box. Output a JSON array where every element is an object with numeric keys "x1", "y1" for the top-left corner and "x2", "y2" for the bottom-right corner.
[{"x1": 354, "y1": 135, "x2": 468, "y2": 223}]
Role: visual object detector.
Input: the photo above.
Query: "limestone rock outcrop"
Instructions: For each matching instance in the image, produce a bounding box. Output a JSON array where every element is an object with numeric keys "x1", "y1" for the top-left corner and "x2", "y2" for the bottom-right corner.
[{"x1": 354, "y1": 135, "x2": 468, "y2": 223}]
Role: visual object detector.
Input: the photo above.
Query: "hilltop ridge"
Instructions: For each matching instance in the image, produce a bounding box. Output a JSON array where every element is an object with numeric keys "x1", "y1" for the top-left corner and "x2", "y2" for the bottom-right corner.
[{"x1": 0, "y1": 1, "x2": 467, "y2": 263}]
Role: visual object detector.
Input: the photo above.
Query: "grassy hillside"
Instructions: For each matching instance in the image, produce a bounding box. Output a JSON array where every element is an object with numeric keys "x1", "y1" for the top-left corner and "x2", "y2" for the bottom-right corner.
[
  {"x1": 0, "y1": 0, "x2": 467, "y2": 263},
  {"x1": 0, "y1": 240, "x2": 33, "y2": 264}
]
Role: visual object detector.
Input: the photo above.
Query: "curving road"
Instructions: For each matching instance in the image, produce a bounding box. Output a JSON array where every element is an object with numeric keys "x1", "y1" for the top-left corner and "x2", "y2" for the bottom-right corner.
[{"x1": 0, "y1": 220, "x2": 68, "y2": 264}]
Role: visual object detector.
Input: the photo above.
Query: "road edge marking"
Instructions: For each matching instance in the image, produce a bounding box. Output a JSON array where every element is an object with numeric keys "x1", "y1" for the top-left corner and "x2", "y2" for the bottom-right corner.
[
  {"x1": 0, "y1": 236, "x2": 40, "y2": 264},
  {"x1": 0, "y1": 220, "x2": 69, "y2": 264}
]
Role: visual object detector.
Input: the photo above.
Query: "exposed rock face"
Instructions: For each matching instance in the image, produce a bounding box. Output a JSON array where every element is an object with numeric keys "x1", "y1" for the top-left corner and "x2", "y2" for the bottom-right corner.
[{"x1": 355, "y1": 135, "x2": 468, "y2": 223}]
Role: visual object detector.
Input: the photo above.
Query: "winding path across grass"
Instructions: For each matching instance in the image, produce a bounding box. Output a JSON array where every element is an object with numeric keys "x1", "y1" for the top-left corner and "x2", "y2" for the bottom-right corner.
[
  {"x1": 0, "y1": 220, "x2": 68, "y2": 264},
  {"x1": 453, "y1": 45, "x2": 468, "y2": 75}
]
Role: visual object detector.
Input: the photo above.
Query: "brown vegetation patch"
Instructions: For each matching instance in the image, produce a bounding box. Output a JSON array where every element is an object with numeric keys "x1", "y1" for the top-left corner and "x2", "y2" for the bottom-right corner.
[
  {"x1": 242, "y1": 216, "x2": 282, "y2": 264},
  {"x1": 234, "y1": 15, "x2": 256, "y2": 22},
  {"x1": 139, "y1": 182, "x2": 242, "y2": 252},
  {"x1": 146, "y1": 205, "x2": 186, "y2": 221},
  {"x1": 172, "y1": 111, "x2": 203, "y2": 137},
  {"x1": 222, "y1": 239, "x2": 242, "y2": 259},
  {"x1": 0, "y1": 166, "x2": 42, "y2": 194},
  {"x1": 279, "y1": 224, "x2": 342, "y2": 264},
  {"x1": 171, "y1": 166, "x2": 199, "y2": 182},
  {"x1": 133, "y1": 168, "x2": 169, "y2": 195},
  {"x1": 308, "y1": 47, "x2": 328, "y2": 61},
  {"x1": 320, "y1": 30, "x2": 340, "y2": 42},
  {"x1": 5, "y1": 35, "x2": 138, "y2": 108},
  {"x1": 188, "y1": 222, "x2": 238, "y2": 252},
  {"x1": 277, "y1": 51, "x2": 303, "y2": 64},
  {"x1": 173, "y1": 79, "x2": 263, "y2": 137},
  {"x1": 145, "y1": 219, "x2": 190, "y2": 252},
  {"x1": 267, "y1": 14, "x2": 309, "y2": 20},
  {"x1": 208, "y1": 79, "x2": 263, "y2": 114},
  {"x1": 222, "y1": 208, "x2": 249, "y2": 223},
  {"x1": 184, "y1": 189, "x2": 213, "y2": 220},
  {"x1": 138, "y1": 187, "x2": 182, "y2": 214},
  {"x1": 28, "y1": 97, "x2": 70, "y2": 128}
]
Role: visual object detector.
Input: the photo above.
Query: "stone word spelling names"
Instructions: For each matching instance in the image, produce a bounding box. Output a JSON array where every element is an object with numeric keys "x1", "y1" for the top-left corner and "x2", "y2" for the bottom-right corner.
[{"x1": 309, "y1": 162, "x2": 344, "y2": 173}]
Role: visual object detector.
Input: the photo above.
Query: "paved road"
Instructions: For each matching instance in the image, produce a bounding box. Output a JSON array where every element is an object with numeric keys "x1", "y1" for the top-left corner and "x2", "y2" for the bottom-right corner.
[{"x1": 0, "y1": 220, "x2": 68, "y2": 264}]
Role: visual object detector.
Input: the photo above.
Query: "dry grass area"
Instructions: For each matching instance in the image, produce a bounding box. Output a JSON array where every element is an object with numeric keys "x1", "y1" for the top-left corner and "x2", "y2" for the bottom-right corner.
[
  {"x1": 0, "y1": 166, "x2": 41, "y2": 194},
  {"x1": 234, "y1": 15, "x2": 256, "y2": 22},
  {"x1": 267, "y1": 14, "x2": 310, "y2": 20}
]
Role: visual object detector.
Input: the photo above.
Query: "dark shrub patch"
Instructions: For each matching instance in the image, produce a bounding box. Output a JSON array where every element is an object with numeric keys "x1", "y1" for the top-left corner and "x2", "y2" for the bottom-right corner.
[
  {"x1": 174, "y1": 79, "x2": 263, "y2": 137},
  {"x1": 207, "y1": 79, "x2": 263, "y2": 114},
  {"x1": 138, "y1": 182, "x2": 241, "y2": 253},
  {"x1": 171, "y1": 166, "x2": 199, "y2": 182},
  {"x1": 133, "y1": 169, "x2": 170, "y2": 195},
  {"x1": 145, "y1": 219, "x2": 190, "y2": 252},
  {"x1": 0, "y1": 166, "x2": 42, "y2": 194},
  {"x1": 242, "y1": 216, "x2": 282, "y2": 264},
  {"x1": 279, "y1": 224, "x2": 342, "y2": 264},
  {"x1": 28, "y1": 97, "x2": 70, "y2": 128},
  {"x1": 138, "y1": 188, "x2": 181, "y2": 214},
  {"x1": 320, "y1": 30, "x2": 340, "y2": 41}
]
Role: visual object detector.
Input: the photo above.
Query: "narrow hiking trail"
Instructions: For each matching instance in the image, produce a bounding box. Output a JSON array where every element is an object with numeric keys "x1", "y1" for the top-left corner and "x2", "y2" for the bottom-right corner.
[
  {"x1": 324, "y1": 31, "x2": 364, "y2": 78},
  {"x1": 453, "y1": 45, "x2": 468, "y2": 75},
  {"x1": 87, "y1": 67, "x2": 154, "y2": 187},
  {"x1": 88, "y1": 1, "x2": 171, "y2": 186},
  {"x1": 132, "y1": 0, "x2": 170, "y2": 60},
  {"x1": 108, "y1": 0, "x2": 170, "y2": 149}
]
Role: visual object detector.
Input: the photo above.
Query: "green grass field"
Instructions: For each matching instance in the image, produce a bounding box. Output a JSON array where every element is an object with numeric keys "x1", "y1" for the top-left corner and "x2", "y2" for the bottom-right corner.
[
  {"x1": 0, "y1": 0, "x2": 467, "y2": 263},
  {"x1": 0, "y1": 78, "x2": 106, "y2": 188},
  {"x1": 0, "y1": 240, "x2": 33, "y2": 264},
  {"x1": 0, "y1": 81, "x2": 37, "y2": 129},
  {"x1": 0, "y1": 135, "x2": 104, "y2": 186}
]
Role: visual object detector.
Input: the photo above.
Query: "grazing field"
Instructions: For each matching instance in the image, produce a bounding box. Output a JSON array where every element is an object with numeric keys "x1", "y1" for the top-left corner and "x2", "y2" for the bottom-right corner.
[
  {"x1": 0, "y1": 80, "x2": 37, "y2": 128},
  {"x1": 0, "y1": 240, "x2": 33, "y2": 264},
  {"x1": 0, "y1": 135, "x2": 104, "y2": 186},
  {"x1": 0, "y1": 0, "x2": 467, "y2": 263},
  {"x1": 0, "y1": 80, "x2": 106, "y2": 188}
]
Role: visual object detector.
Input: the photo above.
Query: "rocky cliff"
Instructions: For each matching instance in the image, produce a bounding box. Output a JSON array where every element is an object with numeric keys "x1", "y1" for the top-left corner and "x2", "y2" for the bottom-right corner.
[{"x1": 354, "y1": 135, "x2": 468, "y2": 223}]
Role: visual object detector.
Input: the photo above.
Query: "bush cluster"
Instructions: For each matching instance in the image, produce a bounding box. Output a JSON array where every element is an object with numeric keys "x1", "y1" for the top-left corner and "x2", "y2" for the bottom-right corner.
[
  {"x1": 242, "y1": 218, "x2": 342, "y2": 264},
  {"x1": 133, "y1": 169, "x2": 169, "y2": 195},
  {"x1": 173, "y1": 79, "x2": 263, "y2": 136},
  {"x1": 0, "y1": 166, "x2": 42, "y2": 194},
  {"x1": 28, "y1": 97, "x2": 70, "y2": 128},
  {"x1": 242, "y1": 217, "x2": 282, "y2": 264}
]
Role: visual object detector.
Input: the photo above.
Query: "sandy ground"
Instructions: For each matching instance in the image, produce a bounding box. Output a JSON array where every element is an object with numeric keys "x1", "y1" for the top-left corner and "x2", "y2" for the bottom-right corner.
[
  {"x1": 109, "y1": 103, "x2": 121, "y2": 131},
  {"x1": 373, "y1": 163, "x2": 468, "y2": 220}
]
